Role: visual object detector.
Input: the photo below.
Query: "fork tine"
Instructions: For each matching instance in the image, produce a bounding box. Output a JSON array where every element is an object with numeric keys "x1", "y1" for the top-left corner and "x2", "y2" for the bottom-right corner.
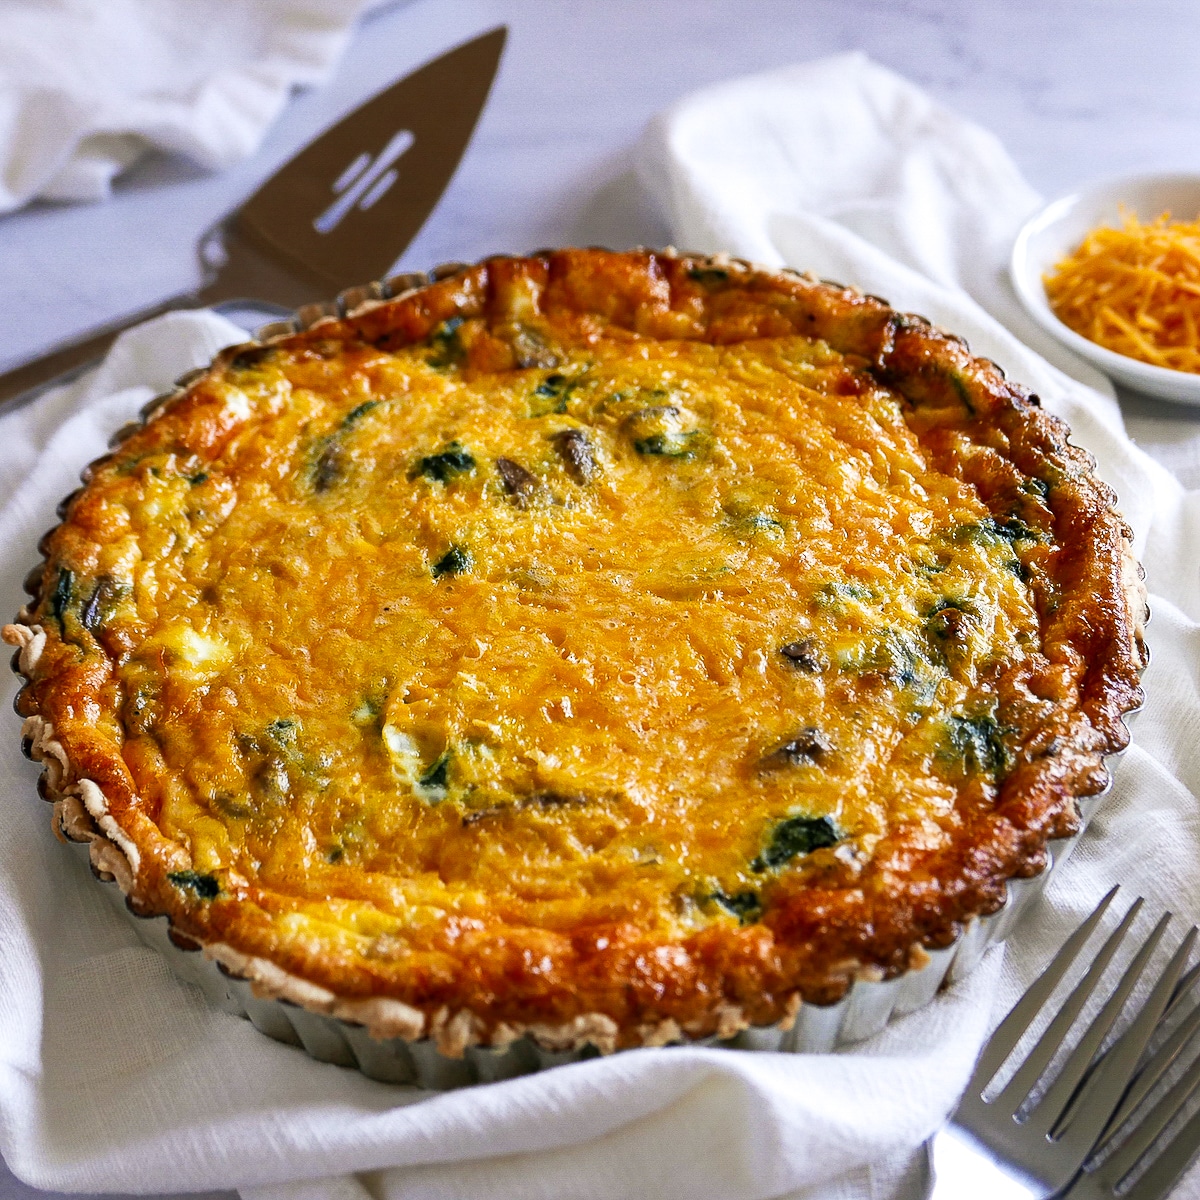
[
  {"x1": 968, "y1": 886, "x2": 1119, "y2": 1090},
  {"x1": 1048, "y1": 924, "x2": 1195, "y2": 1152},
  {"x1": 993, "y1": 894, "x2": 1140, "y2": 1116},
  {"x1": 1165, "y1": 958, "x2": 1200, "y2": 1018},
  {"x1": 1100, "y1": 954, "x2": 1200, "y2": 1139},
  {"x1": 1110, "y1": 1055, "x2": 1200, "y2": 1200},
  {"x1": 1099, "y1": 1025, "x2": 1200, "y2": 1185},
  {"x1": 1027, "y1": 912, "x2": 1176, "y2": 1137}
]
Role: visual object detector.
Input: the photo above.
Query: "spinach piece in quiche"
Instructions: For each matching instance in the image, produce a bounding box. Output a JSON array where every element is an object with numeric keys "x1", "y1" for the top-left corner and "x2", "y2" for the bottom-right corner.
[
  {"x1": 168, "y1": 870, "x2": 220, "y2": 900},
  {"x1": 874, "y1": 630, "x2": 926, "y2": 688},
  {"x1": 432, "y1": 545, "x2": 471, "y2": 579},
  {"x1": 417, "y1": 442, "x2": 476, "y2": 483},
  {"x1": 950, "y1": 517, "x2": 1037, "y2": 580},
  {"x1": 836, "y1": 628, "x2": 941, "y2": 701},
  {"x1": 942, "y1": 366, "x2": 975, "y2": 416},
  {"x1": 530, "y1": 373, "x2": 571, "y2": 416},
  {"x1": 953, "y1": 516, "x2": 1038, "y2": 547},
  {"x1": 814, "y1": 580, "x2": 873, "y2": 609},
  {"x1": 634, "y1": 431, "x2": 700, "y2": 458},
  {"x1": 687, "y1": 267, "x2": 729, "y2": 288},
  {"x1": 710, "y1": 889, "x2": 762, "y2": 923},
  {"x1": 928, "y1": 596, "x2": 973, "y2": 615},
  {"x1": 49, "y1": 567, "x2": 73, "y2": 625},
  {"x1": 944, "y1": 711, "x2": 1010, "y2": 775},
  {"x1": 417, "y1": 750, "x2": 452, "y2": 800},
  {"x1": 528, "y1": 366, "x2": 591, "y2": 417},
  {"x1": 342, "y1": 400, "x2": 379, "y2": 427},
  {"x1": 426, "y1": 316, "x2": 465, "y2": 369},
  {"x1": 721, "y1": 493, "x2": 784, "y2": 543},
  {"x1": 740, "y1": 512, "x2": 784, "y2": 536},
  {"x1": 239, "y1": 718, "x2": 330, "y2": 804},
  {"x1": 752, "y1": 815, "x2": 841, "y2": 872},
  {"x1": 626, "y1": 403, "x2": 703, "y2": 460}
]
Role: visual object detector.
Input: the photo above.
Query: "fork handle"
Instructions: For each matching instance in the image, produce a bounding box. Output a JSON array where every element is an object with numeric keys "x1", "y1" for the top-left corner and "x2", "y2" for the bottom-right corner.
[
  {"x1": 0, "y1": 286, "x2": 218, "y2": 416},
  {"x1": 928, "y1": 1126, "x2": 1043, "y2": 1200}
]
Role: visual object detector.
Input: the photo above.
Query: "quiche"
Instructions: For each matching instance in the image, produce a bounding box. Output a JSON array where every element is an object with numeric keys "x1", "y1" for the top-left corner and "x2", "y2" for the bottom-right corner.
[{"x1": 5, "y1": 249, "x2": 1146, "y2": 1059}]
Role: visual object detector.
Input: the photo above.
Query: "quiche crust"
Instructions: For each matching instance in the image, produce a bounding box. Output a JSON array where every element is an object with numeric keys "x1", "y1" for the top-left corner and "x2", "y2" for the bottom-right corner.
[{"x1": 6, "y1": 249, "x2": 1147, "y2": 1056}]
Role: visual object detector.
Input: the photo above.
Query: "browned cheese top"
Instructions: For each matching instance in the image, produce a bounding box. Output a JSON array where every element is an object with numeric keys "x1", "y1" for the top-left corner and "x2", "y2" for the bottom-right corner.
[{"x1": 14, "y1": 251, "x2": 1144, "y2": 1041}]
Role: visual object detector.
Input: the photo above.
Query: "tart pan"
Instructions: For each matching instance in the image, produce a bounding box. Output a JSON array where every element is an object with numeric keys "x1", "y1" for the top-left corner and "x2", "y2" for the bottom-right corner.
[
  {"x1": 11, "y1": 253, "x2": 1148, "y2": 1088},
  {"x1": 73, "y1": 780, "x2": 1114, "y2": 1088}
]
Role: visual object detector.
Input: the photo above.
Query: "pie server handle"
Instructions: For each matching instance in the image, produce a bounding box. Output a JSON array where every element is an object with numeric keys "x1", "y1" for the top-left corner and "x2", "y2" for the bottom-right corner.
[
  {"x1": 0, "y1": 241, "x2": 301, "y2": 417},
  {"x1": 0, "y1": 290, "x2": 209, "y2": 414}
]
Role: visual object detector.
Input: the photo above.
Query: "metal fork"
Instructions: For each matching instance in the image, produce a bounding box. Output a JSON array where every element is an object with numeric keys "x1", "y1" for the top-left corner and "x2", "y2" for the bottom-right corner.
[{"x1": 928, "y1": 887, "x2": 1198, "y2": 1199}]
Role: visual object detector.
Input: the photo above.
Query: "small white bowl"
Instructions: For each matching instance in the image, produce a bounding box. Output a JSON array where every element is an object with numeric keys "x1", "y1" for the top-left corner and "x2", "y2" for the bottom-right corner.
[{"x1": 1010, "y1": 172, "x2": 1200, "y2": 405}]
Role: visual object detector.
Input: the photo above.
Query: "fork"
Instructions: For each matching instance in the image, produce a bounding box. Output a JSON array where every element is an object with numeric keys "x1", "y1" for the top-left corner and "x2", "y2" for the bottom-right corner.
[{"x1": 927, "y1": 887, "x2": 1199, "y2": 1199}]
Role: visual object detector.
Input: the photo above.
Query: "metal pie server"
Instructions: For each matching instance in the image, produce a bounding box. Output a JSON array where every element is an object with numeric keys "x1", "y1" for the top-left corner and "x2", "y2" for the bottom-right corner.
[{"x1": 0, "y1": 26, "x2": 507, "y2": 413}]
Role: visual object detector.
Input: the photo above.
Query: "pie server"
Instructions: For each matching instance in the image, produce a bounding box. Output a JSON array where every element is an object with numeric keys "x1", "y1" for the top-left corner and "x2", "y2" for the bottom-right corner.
[{"x1": 0, "y1": 26, "x2": 508, "y2": 414}]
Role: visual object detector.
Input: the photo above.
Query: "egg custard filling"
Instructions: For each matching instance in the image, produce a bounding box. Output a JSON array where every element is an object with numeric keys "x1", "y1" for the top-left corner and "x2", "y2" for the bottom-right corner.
[{"x1": 8, "y1": 251, "x2": 1144, "y2": 1050}]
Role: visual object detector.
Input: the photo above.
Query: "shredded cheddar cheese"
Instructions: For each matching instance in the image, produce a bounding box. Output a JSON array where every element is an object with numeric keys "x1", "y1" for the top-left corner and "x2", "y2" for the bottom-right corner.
[
  {"x1": 1045, "y1": 209, "x2": 1200, "y2": 374},
  {"x1": 94, "y1": 331, "x2": 1045, "y2": 924}
]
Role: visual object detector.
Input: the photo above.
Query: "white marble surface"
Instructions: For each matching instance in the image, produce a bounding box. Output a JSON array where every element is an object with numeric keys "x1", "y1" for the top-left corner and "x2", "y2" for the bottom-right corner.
[{"x1": 3, "y1": 1, "x2": 1200, "y2": 1197}]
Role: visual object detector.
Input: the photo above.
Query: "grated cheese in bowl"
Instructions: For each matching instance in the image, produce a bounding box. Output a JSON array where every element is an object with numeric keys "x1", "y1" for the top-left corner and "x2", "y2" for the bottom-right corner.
[{"x1": 1044, "y1": 209, "x2": 1200, "y2": 375}]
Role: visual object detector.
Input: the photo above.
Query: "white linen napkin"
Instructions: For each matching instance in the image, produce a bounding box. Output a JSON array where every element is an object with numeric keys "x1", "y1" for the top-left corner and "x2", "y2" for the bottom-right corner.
[
  {"x1": 2, "y1": 53, "x2": 1200, "y2": 1200},
  {"x1": 0, "y1": 0, "x2": 382, "y2": 213}
]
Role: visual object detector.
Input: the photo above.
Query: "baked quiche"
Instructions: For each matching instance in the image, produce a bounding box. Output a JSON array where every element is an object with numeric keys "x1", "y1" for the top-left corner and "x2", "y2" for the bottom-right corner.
[{"x1": 6, "y1": 249, "x2": 1146, "y2": 1057}]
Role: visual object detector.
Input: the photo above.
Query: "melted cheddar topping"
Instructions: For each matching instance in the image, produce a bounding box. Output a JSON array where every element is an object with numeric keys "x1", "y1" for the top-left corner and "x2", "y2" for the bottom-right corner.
[{"x1": 70, "y1": 316, "x2": 1045, "y2": 951}]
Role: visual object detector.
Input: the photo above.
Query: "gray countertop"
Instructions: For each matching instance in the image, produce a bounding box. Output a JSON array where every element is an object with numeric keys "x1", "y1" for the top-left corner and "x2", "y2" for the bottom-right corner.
[{"x1": 3, "y1": 1, "x2": 1199, "y2": 1197}]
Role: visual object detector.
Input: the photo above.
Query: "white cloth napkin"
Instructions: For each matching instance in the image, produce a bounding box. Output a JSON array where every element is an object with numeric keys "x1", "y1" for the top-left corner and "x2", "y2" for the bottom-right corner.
[
  {"x1": 3, "y1": 52, "x2": 1200, "y2": 1200},
  {"x1": 0, "y1": 0, "x2": 381, "y2": 213}
]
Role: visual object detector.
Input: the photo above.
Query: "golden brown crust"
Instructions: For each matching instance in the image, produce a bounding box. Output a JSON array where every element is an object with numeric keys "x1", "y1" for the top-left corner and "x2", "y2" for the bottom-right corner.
[{"x1": 5, "y1": 249, "x2": 1145, "y2": 1051}]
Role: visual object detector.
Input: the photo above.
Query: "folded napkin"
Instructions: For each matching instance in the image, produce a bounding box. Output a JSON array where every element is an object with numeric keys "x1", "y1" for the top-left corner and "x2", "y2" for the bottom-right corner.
[
  {"x1": 0, "y1": 0, "x2": 382, "y2": 213},
  {"x1": 3, "y1": 53, "x2": 1200, "y2": 1200}
]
